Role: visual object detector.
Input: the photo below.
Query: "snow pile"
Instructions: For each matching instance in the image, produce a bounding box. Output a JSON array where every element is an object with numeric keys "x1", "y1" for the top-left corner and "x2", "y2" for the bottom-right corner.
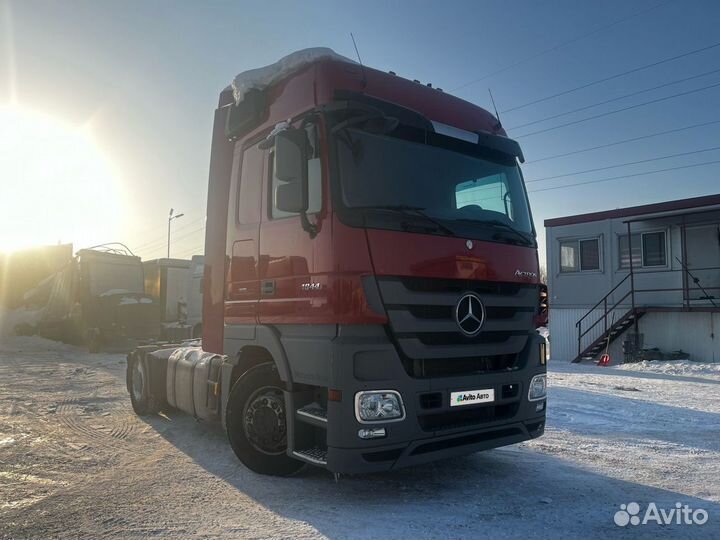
[
  {"x1": 231, "y1": 47, "x2": 355, "y2": 104},
  {"x1": 99, "y1": 289, "x2": 131, "y2": 297},
  {"x1": 118, "y1": 296, "x2": 153, "y2": 305},
  {"x1": 614, "y1": 359, "x2": 720, "y2": 378},
  {"x1": 0, "y1": 334, "x2": 80, "y2": 353},
  {"x1": 0, "y1": 437, "x2": 16, "y2": 447}
]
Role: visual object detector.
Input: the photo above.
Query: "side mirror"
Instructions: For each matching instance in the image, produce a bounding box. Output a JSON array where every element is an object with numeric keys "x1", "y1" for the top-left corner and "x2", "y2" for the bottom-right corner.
[
  {"x1": 275, "y1": 181, "x2": 306, "y2": 214},
  {"x1": 274, "y1": 129, "x2": 309, "y2": 213}
]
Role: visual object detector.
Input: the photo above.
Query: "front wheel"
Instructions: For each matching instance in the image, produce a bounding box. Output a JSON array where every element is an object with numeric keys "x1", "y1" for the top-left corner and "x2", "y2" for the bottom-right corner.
[
  {"x1": 226, "y1": 363, "x2": 304, "y2": 476},
  {"x1": 87, "y1": 328, "x2": 102, "y2": 353}
]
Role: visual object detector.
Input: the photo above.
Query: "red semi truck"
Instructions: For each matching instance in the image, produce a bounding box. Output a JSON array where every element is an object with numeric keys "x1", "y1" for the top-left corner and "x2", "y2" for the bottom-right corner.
[{"x1": 127, "y1": 49, "x2": 548, "y2": 476}]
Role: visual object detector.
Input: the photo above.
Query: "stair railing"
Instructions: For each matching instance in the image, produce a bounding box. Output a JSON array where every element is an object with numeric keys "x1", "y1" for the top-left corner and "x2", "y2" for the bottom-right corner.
[
  {"x1": 675, "y1": 256, "x2": 718, "y2": 308},
  {"x1": 576, "y1": 273, "x2": 635, "y2": 358}
]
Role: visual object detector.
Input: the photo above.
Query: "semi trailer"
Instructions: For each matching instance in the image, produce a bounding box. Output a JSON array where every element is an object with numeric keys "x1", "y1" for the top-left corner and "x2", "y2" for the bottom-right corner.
[{"x1": 127, "y1": 48, "x2": 548, "y2": 476}]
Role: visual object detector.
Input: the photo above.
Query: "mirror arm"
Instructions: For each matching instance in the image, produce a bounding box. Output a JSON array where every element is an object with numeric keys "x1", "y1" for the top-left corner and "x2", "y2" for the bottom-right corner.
[{"x1": 300, "y1": 211, "x2": 318, "y2": 239}]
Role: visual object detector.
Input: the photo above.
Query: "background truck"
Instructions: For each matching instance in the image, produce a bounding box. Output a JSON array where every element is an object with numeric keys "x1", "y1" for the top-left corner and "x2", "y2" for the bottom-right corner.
[
  {"x1": 127, "y1": 48, "x2": 548, "y2": 476},
  {"x1": 143, "y1": 258, "x2": 191, "y2": 323},
  {"x1": 178, "y1": 255, "x2": 204, "y2": 338},
  {"x1": 38, "y1": 245, "x2": 161, "y2": 351},
  {"x1": 143, "y1": 257, "x2": 194, "y2": 340}
]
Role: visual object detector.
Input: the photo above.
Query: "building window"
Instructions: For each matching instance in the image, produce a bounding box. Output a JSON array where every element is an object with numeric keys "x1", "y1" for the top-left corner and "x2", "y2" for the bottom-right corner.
[
  {"x1": 559, "y1": 238, "x2": 601, "y2": 273},
  {"x1": 642, "y1": 231, "x2": 666, "y2": 266},
  {"x1": 619, "y1": 231, "x2": 666, "y2": 268}
]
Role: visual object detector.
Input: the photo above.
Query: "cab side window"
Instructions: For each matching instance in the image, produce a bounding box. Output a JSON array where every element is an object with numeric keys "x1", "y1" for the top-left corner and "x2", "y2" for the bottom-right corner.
[
  {"x1": 234, "y1": 143, "x2": 264, "y2": 224},
  {"x1": 270, "y1": 124, "x2": 321, "y2": 219}
]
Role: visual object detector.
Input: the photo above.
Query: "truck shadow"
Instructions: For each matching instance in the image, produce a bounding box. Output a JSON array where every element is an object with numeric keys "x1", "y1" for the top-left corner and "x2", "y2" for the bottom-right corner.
[{"x1": 144, "y1": 412, "x2": 720, "y2": 539}]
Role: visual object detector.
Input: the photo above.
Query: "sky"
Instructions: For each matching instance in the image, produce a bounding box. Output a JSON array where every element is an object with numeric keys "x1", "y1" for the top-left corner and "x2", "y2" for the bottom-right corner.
[{"x1": 1, "y1": 0, "x2": 720, "y2": 267}]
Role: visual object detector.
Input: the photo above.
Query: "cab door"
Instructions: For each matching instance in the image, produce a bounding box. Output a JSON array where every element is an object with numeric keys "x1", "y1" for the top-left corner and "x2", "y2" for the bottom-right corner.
[
  {"x1": 225, "y1": 141, "x2": 264, "y2": 327},
  {"x1": 257, "y1": 125, "x2": 323, "y2": 324}
]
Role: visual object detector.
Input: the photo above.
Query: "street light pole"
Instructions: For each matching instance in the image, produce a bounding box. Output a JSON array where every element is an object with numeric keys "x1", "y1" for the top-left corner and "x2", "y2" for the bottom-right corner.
[{"x1": 167, "y1": 208, "x2": 184, "y2": 258}]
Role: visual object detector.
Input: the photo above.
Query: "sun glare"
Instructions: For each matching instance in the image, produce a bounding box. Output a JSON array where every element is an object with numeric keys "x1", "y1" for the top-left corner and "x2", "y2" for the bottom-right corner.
[{"x1": 0, "y1": 106, "x2": 123, "y2": 253}]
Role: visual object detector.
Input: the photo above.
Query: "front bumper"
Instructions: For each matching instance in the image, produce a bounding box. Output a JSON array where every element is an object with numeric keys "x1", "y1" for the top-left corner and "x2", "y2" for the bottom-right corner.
[
  {"x1": 328, "y1": 416, "x2": 544, "y2": 474},
  {"x1": 289, "y1": 326, "x2": 547, "y2": 474}
]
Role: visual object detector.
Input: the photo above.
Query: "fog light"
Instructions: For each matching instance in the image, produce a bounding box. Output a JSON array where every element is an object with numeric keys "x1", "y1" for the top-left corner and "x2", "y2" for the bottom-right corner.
[
  {"x1": 535, "y1": 400, "x2": 546, "y2": 413},
  {"x1": 355, "y1": 390, "x2": 405, "y2": 423},
  {"x1": 358, "y1": 427, "x2": 387, "y2": 439},
  {"x1": 528, "y1": 374, "x2": 547, "y2": 401}
]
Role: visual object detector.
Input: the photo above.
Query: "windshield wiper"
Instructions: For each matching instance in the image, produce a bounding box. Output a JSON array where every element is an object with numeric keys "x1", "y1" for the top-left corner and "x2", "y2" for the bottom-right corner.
[
  {"x1": 453, "y1": 218, "x2": 533, "y2": 246},
  {"x1": 351, "y1": 205, "x2": 457, "y2": 237}
]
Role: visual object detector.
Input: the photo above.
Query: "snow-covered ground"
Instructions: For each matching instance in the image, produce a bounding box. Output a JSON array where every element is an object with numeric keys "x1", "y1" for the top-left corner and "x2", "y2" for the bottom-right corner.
[{"x1": 0, "y1": 336, "x2": 718, "y2": 539}]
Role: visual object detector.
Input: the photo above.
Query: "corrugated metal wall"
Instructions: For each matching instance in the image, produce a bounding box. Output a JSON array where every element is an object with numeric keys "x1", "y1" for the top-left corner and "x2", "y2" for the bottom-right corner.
[
  {"x1": 549, "y1": 308, "x2": 588, "y2": 362},
  {"x1": 550, "y1": 308, "x2": 719, "y2": 362},
  {"x1": 638, "y1": 312, "x2": 719, "y2": 363}
]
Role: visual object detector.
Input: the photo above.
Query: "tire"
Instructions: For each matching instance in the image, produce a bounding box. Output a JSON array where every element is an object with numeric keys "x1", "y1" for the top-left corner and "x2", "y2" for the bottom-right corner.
[
  {"x1": 87, "y1": 329, "x2": 102, "y2": 353},
  {"x1": 13, "y1": 322, "x2": 35, "y2": 336},
  {"x1": 226, "y1": 363, "x2": 304, "y2": 476},
  {"x1": 192, "y1": 323, "x2": 202, "y2": 339},
  {"x1": 128, "y1": 353, "x2": 162, "y2": 416}
]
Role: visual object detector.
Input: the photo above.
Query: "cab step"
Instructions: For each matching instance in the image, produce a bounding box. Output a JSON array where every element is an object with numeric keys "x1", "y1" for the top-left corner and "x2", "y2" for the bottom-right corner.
[
  {"x1": 292, "y1": 447, "x2": 328, "y2": 466},
  {"x1": 296, "y1": 402, "x2": 327, "y2": 428}
]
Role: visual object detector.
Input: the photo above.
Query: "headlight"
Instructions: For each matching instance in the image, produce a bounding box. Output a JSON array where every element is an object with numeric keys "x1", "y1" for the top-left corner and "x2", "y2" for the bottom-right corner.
[
  {"x1": 528, "y1": 374, "x2": 547, "y2": 401},
  {"x1": 355, "y1": 390, "x2": 405, "y2": 423}
]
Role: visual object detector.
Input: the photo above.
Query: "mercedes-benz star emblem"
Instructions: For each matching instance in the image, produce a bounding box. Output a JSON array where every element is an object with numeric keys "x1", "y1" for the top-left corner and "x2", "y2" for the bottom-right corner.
[
  {"x1": 455, "y1": 293, "x2": 485, "y2": 337},
  {"x1": 465, "y1": 240, "x2": 473, "y2": 250}
]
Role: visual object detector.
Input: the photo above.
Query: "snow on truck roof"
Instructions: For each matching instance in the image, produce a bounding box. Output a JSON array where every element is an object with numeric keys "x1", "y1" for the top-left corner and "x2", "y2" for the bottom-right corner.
[
  {"x1": 231, "y1": 47, "x2": 355, "y2": 105},
  {"x1": 227, "y1": 48, "x2": 507, "y2": 142}
]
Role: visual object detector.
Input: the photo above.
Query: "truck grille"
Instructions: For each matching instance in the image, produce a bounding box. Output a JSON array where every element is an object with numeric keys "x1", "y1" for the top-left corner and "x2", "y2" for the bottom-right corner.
[{"x1": 377, "y1": 276, "x2": 537, "y2": 377}]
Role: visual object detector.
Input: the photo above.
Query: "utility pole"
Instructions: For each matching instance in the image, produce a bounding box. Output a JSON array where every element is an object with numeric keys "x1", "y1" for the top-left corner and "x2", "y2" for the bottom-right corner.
[{"x1": 167, "y1": 208, "x2": 184, "y2": 258}]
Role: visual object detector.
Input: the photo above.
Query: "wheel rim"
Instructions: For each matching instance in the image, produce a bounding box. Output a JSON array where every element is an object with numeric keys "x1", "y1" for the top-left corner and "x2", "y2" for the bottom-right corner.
[
  {"x1": 131, "y1": 359, "x2": 145, "y2": 402},
  {"x1": 242, "y1": 385, "x2": 287, "y2": 455}
]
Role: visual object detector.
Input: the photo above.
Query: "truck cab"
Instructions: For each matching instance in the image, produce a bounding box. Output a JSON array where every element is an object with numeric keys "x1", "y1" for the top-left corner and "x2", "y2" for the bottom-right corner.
[
  {"x1": 40, "y1": 247, "x2": 160, "y2": 351},
  {"x1": 128, "y1": 49, "x2": 547, "y2": 475}
]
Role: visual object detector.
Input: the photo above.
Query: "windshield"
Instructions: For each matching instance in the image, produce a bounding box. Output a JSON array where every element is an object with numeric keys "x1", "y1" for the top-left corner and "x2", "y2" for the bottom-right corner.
[
  {"x1": 88, "y1": 260, "x2": 145, "y2": 296},
  {"x1": 336, "y1": 128, "x2": 534, "y2": 238}
]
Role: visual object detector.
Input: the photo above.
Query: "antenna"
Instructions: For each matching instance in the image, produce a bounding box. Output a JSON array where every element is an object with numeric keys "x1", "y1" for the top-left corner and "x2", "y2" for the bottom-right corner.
[
  {"x1": 488, "y1": 88, "x2": 503, "y2": 132},
  {"x1": 350, "y1": 33, "x2": 367, "y2": 87}
]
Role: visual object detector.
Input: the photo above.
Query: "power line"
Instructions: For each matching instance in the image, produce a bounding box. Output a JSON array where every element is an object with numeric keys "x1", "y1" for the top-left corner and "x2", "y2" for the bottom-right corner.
[
  {"x1": 132, "y1": 221, "x2": 203, "y2": 252},
  {"x1": 509, "y1": 67, "x2": 720, "y2": 130},
  {"x1": 502, "y1": 39, "x2": 720, "y2": 113},
  {"x1": 172, "y1": 225, "x2": 206, "y2": 242},
  {"x1": 527, "y1": 146, "x2": 720, "y2": 183},
  {"x1": 175, "y1": 244, "x2": 205, "y2": 258},
  {"x1": 132, "y1": 217, "x2": 205, "y2": 252},
  {"x1": 525, "y1": 119, "x2": 720, "y2": 164},
  {"x1": 129, "y1": 212, "x2": 203, "y2": 247},
  {"x1": 527, "y1": 159, "x2": 720, "y2": 193},
  {"x1": 133, "y1": 226, "x2": 206, "y2": 258},
  {"x1": 171, "y1": 240, "x2": 206, "y2": 259},
  {"x1": 514, "y1": 80, "x2": 720, "y2": 139},
  {"x1": 450, "y1": 0, "x2": 670, "y2": 92}
]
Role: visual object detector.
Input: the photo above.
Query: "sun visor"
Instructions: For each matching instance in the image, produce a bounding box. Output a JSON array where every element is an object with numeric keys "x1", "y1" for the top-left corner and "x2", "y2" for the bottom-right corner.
[{"x1": 431, "y1": 120, "x2": 524, "y2": 163}]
